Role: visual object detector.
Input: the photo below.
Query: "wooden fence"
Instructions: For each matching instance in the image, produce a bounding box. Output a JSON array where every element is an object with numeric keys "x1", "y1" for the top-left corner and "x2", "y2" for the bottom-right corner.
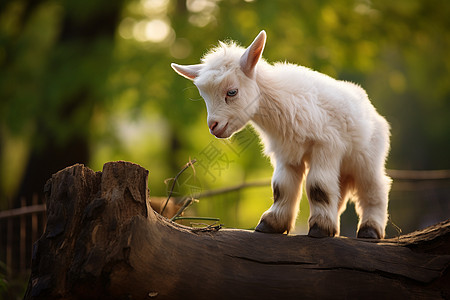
[
  {"x1": 0, "y1": 169, "x2": 449, "y2": 277},
  {"x1": 0, "y1": 195, "x2": 46, "y2": 276}
]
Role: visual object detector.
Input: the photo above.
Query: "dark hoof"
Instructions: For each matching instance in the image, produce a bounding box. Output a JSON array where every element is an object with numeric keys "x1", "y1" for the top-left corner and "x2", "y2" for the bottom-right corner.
[
  {"x1": 357, "y1": 225, "x2": 380, "y2": 239},
  {"x1": 308, "y1": 223, "x2": 334, "y2": 238},
  {"x1": 255, "y1": 220, "x2": 285, "y2": 234}
]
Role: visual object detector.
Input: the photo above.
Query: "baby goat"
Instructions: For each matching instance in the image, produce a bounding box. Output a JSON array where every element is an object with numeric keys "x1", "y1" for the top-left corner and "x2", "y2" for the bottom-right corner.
[{"x1": 172, "y1": 31, "x2": 391, "y2": 239}]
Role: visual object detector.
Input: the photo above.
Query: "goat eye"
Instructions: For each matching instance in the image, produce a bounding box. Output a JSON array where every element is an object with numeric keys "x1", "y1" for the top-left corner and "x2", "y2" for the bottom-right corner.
[{"x1": 226, "y1": 89, "x2": 238, "y2": 97}]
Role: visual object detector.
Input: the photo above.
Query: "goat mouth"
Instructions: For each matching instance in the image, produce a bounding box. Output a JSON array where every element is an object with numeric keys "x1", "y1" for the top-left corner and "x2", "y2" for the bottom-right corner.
[{"x1": 213, "y1": 122, "x2": 229, "y2": 138}]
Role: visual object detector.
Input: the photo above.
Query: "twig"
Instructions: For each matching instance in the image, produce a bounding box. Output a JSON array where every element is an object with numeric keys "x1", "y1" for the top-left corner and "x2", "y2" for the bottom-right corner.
[
  {"x1": 161, "y1": 159, "x2": 197, "y2": 215},
  {"x1": 388, "y1": 215, "x2": 403, "y2": 242},
  {"x1": 190, "y1": 222, "x2": 223, "y2": 232},
  {"x1": 173, "y1": 217, "x2": 221, "y2": 222},
  {"x1": 170, "y1": 198, "x2": 198, "y2": 221},
  {"x1": 193, "y1": 179, "x2": 271, "y2": 199}
]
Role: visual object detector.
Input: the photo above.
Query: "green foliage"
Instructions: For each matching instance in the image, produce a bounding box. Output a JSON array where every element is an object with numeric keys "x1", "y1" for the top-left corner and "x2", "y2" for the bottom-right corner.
[
  {"x1": 1, "y1": 0, "x2": 449, "y2": 230},
  {"x1": 0, "y1": 261, "x2": 28, "y2": 300}
]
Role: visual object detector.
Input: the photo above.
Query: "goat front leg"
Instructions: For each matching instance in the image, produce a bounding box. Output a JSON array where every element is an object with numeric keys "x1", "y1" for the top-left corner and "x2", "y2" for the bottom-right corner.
[
  {"x1": 255, "y1": 162, "x2": 305, "y2": 234},
  {"x1": 306, "y1": 149, "x2": 341, "y2": 238}
]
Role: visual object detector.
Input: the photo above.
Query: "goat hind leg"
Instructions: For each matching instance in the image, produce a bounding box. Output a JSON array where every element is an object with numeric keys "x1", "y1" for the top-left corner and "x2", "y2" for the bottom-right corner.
[{"x1": 355, "y1": 173, "x2": 391, "y2": 239}]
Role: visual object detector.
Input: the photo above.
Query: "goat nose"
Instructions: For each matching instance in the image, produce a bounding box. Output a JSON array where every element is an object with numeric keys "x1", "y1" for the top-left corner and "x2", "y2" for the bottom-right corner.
[{"x1": 209, "y1": 121, "x2": 218, "y2": 132}]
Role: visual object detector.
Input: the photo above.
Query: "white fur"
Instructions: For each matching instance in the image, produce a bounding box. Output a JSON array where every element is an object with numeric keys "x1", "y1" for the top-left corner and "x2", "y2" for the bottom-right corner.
[{"x1": 172, "y1": 31, "x2": 391, "y2": 238}]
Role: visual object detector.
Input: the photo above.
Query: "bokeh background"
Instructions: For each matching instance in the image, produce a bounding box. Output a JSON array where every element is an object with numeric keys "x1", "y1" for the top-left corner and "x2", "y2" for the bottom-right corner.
[{"x1": 1, "y1": 0, "x2": 449, "y2": 271}]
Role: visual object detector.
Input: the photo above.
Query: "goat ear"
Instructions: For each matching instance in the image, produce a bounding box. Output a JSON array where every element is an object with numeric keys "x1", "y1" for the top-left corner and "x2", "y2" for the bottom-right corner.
[
  {"x1": 171, "y1": 63, "x2": 203, "y2": 81},
  {"x1": 240, "y1": 30, "x2": 266, "y2": 78},
  {"x1": 218, "y1": 41, "x2": 227, "y2": 48}
]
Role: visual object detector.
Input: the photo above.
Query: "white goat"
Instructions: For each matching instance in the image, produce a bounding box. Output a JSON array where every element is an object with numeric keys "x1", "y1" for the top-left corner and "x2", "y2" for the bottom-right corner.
[{"x1": 172, "y1": 31, "x2": 391, "y2": 238}]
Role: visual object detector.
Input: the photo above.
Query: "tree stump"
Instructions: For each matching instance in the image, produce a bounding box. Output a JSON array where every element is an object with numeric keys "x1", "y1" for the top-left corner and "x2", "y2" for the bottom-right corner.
[{"x1": 24, "y1": 162, "x2": 450, "y2": 300}]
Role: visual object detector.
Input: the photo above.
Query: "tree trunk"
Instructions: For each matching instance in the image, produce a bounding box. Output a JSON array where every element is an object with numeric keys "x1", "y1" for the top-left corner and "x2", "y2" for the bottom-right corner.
[
  {"x1": 15, "y1": 0, "x2": 124, "y2": 204},
  {"x1": 24, "y1": 162, "x2": 450, "y2": 300}
]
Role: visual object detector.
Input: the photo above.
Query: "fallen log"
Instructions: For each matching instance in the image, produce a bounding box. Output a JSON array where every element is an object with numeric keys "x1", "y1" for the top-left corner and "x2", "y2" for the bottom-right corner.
[{"x1": 24, "y1": 161, "x2": 450, "y2": 300}]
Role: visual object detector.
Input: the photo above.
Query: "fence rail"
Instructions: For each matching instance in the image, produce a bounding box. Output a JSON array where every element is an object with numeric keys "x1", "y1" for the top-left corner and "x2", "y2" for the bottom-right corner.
[
  {"x1": 0, "y1": 204, "x2": 46, "y2": 219},
  {"x1": 387, "y1": 169, "x2": 450, "y2": 180}
]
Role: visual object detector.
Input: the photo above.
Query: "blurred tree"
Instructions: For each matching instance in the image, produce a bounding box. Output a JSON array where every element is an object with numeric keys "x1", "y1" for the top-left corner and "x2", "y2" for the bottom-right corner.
[{"x1": 0, "y1": 0, "x2": 124, "y2": 206}]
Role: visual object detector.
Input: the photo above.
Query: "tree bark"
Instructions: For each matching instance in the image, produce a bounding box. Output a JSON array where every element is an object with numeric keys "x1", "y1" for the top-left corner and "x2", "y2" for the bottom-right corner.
[{"x1": 24, "y1": 162, "x2": 450, "y2": 300}]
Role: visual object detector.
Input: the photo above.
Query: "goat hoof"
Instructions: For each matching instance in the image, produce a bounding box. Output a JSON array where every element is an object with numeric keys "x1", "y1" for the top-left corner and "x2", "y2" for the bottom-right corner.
[
  {"x1": 308, "y1": 223, "x2": 334, "y2": 238},
  {"x1": 357, "y1": 225, "x2": 380, "y2": 239},
  {"x1": 255, "y1": 220, "x2": 285, "y2": 234}
]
